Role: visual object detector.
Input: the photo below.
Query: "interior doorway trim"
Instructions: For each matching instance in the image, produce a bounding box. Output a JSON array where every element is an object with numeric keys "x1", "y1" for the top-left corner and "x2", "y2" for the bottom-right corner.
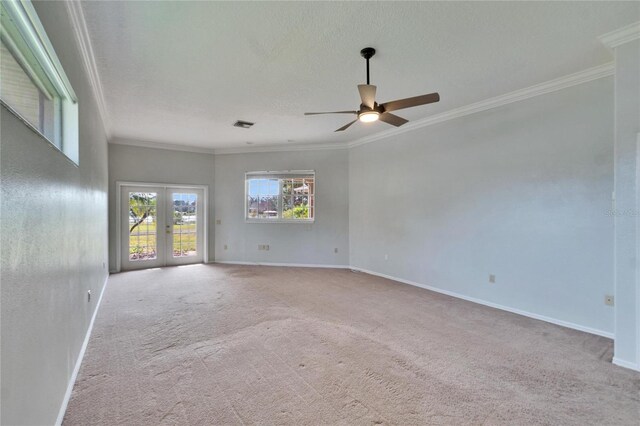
[{"x1": 115, "y1": 181, "x2": 209, "y2": 272}]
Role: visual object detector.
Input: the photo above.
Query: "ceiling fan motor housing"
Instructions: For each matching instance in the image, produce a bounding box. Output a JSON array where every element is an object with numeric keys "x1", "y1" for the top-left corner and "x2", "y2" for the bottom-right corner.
[{"x1": 359, "y1": 102, "x2": 382, "y2": 113}]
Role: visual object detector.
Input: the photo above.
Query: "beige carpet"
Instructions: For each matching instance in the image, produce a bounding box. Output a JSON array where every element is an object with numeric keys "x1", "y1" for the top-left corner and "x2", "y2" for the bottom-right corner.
[{"x1": 64, "y1": 264, "x2": 639, "y2": 425}]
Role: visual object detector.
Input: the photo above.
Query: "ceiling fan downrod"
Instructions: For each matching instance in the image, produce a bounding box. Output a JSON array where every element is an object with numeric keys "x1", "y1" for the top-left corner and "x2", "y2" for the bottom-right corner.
[{"x1": 360, "y1": 47, "x2": 375, "y2": 85}]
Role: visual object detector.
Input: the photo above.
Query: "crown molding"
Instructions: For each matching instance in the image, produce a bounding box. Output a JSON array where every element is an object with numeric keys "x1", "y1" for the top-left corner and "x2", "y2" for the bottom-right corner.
[
  {"x1": 65, "y1": 0, "x2": 111, "y2": 138},
  {"x1": 109, "y1": 137, "x2": 217, "y2": 154},
  {"x1": 214, "y1": 142, "x2": 348, "y2": 155},
  {"x1": 109, "y1": 62, "x2": 613, "y2": 155},
  {"x1": 348, "y1": 62, "x2": 614, "y2": 149},
  {"x1": 109, "y1": 136, "x2": 348, "y2": 155},
  {"x1": 599, "y1": 21, "x2": 640, "y2": 49}
]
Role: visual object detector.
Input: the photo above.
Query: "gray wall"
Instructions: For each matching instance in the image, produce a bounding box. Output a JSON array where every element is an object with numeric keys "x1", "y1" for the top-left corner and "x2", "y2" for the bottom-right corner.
[
  {"x1": 349, "y1": 77, "x2": 615, "y2": 336},
  {"x1": 108, "y1": 142, "x2": 216, "y2": 271},
  {"x1": 214, "y1": 149, "x2": 349, "y2": 266},
  {"x1": 0, "y1": 2, "x2": 109, "y2": 425},
  {"x1": 612, "y1": 39, "x2": 640, "y2": 368}
]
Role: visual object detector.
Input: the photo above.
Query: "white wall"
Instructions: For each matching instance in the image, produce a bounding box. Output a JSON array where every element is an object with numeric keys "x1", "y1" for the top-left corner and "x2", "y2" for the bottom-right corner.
[
  {"x1": 108, "y1": 141, "x2": 216, "y2": 271},
  {"x1": 0, "y1": 2, "x2": 109, "y2": 425},
  {"x1": 214, "y1": 149, "x2": 349, "y2": 266},
  {"x1": 349, "y1": 77, "x2": 615, "y2": 336},
  {"x1": 612, "y1": 39, "x2": 640, "y2": 369}
]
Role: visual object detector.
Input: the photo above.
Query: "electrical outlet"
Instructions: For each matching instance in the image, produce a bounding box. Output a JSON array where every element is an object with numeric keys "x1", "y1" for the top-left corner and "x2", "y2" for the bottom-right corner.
[
  {"x1": 216, "y1": 219, "x2": 221, "y2": 225},
  {"x1": 384, "y1": 254, "x2": 388, "y2": 261},
  {"x1": 489, "y1": 274, "x2": 496, "y2": 283},
  {"x1": 334, "y1": 248, "x2": 338, "y2": 253},
  {"x1": 87, "y1": 290, "x2": 91, "y2": 302},
  {"x1": 605, "y1": 295, "x2": 614, "y2": 306},
  {"x1": 224, "y1": 244, "x2": 228, "y2": 250},
  {"x1": 258, "y1": 244, "x2": 270, "y2": 251}
]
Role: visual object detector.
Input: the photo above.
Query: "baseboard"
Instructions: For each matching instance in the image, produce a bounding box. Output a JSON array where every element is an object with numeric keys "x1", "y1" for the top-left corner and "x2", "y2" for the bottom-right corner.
[
  {"x1": 211, "y1": 262, "x2": 614, "y2": 339},
  {"x1": 214, "y1": 260, "x2": 350, "y2": 269},
  {"x1": 55, "y1": 274, "x2": 109, "y2": 426},
  {"x1": 612, "y1": 357, "x2": 640, "y2": 372},
  {"x1": 350, "y1": 266, "x2": 615, "y2": 340}
]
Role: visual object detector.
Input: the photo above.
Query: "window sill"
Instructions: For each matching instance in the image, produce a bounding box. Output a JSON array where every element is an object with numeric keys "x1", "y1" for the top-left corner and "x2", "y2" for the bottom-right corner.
[
  {"x1": 1, "y1": 102, "x2": 78, "y2": 167},
  {"x1": 245, "y1": 219, "x2": 315, "y2": 224}
]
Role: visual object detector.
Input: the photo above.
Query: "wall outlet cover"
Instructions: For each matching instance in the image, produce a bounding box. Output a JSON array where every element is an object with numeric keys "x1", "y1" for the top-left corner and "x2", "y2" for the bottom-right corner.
[{"x1": 489, "y1": 274, "x2": 496, "y2": 283}]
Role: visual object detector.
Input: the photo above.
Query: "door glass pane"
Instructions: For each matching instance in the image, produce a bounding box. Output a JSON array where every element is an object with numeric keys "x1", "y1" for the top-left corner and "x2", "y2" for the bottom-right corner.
[
  {"x1": 172, "y1": 193, "x2": 197, "y2": 257},
  {"x1": 128, "y1": 192, "x2": 157, "y2": 261}
]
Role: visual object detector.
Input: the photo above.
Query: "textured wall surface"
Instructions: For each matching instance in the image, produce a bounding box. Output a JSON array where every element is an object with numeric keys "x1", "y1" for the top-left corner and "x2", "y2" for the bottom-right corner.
[
  {"x1": 0, "y1": 2, "x2": 109, "y2": 425},
  {"x1": 214, "y1": 149, "x2": 349, "y2": 266},
  {"x1": 107, "y1": 142, "x2": 216, "y2": 271},
  {"x1": 613, "y1": 39, "x2": 640, "y2": 368},
  {"x1": 349, "y1": 78, "x2": 615, "y2": 335}
]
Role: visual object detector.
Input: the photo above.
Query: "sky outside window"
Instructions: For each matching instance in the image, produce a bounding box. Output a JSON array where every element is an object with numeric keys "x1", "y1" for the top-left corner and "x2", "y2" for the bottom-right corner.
[{"x1": 248, "y1": 179, "x2": 279, "y2": 197}]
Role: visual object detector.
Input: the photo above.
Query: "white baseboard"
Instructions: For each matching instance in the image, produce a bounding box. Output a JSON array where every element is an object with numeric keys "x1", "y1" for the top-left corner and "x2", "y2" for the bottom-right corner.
[
  {"x1": 214, "y1": 260, "x2": 350, "y2": 269},
  {"x1": 612, "y1": 357, "x2": 640, "y2": 372},
  {"x1": 55, "y1": 274, "x2": 110, "y2": 426},
  {"x1": 349, "y1": 267, "x2": 615, "y2": 340},
  {"x1": 212, "y1": 261, "x2": 614, "y2": 339}
]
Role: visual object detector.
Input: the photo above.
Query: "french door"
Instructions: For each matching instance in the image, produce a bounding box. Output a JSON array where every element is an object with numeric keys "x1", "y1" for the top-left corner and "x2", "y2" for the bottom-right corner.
[{"x1": 120, "y1": 185, "x2": 205, "y2": 271}]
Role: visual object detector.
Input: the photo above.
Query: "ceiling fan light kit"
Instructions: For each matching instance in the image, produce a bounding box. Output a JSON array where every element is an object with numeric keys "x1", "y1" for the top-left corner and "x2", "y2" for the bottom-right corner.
[
  {"x1": 359, "y1": 110, "x2": 379, "y2": 123},
  {"x1": 305, "y1": 47, "x2": 440, "y2": 132}
]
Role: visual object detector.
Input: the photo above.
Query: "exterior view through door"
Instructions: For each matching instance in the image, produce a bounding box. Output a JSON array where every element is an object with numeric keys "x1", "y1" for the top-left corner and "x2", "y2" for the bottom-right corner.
[{"x1": 120, "y1": 184, "x2": 206, "y2": 271}]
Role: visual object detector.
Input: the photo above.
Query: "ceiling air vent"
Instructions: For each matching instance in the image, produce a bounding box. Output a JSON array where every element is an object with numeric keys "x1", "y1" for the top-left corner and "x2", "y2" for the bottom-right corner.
[{"x1": 233, "y1": 120, "x2": 254, "y2": 129}]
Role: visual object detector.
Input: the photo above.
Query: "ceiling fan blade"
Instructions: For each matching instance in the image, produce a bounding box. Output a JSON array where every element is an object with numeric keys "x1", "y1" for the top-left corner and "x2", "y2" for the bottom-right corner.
[
  {"x1": 305, "y1": 111, "x2": 357, "y2": 115},
  {"x1": 357, "y1": 84, "x2": 377, "y2": 109},
  {"x1": 381, "y1": 92, "x2": 440, "y2": 113},
  {"x1": 335, "y1": 119, "x2": 358, "y2": 132},
  {"x1": 379, "y1": 112, "x2": 408, "y2": 127}
]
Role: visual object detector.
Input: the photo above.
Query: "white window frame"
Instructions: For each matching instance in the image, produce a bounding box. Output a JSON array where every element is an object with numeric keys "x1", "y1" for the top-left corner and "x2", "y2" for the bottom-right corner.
[
  {"x1": 245, "y1": 170, "x2": 316, "y2": 224},
  {"x1": 0, "y1": 0, "x2": 79, "y2": 164}
]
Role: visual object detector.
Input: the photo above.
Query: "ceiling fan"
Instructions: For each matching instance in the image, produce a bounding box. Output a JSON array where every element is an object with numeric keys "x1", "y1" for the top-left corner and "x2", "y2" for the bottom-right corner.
[{"x1": 305, "y1": 47, "x2": 440, "y2": 132}]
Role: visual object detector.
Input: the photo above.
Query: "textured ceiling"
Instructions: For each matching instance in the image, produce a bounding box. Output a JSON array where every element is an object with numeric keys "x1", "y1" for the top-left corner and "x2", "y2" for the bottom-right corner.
[{"x1": 80, "y1": 1, "x2": 639, "y2": 150}]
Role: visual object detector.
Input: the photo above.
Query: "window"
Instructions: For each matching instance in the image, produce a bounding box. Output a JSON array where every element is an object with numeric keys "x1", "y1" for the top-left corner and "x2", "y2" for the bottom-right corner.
[
  {"x1": 0, "y1": 0, "x2": 78, "y2": 164},
  {"x1": 246, "y1": 171, "x2": 315, "y2": 222}
]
